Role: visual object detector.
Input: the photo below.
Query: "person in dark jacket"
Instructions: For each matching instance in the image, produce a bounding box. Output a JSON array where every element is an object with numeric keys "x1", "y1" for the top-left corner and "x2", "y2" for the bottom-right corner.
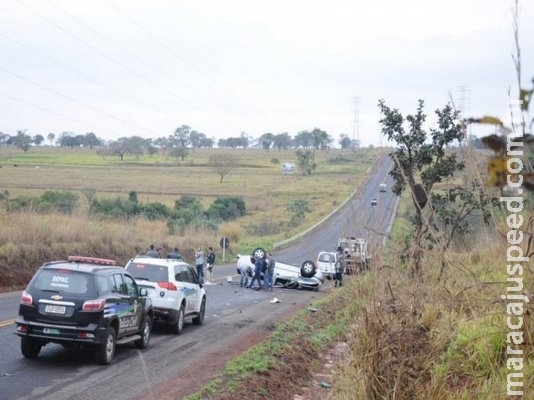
[
  {"x1": 206, "y1": 247, "x2": 215, "y2": 283},
  {"x1": 263, "y1": 252, "x2": 275, "y2": 291},
  {"x1": 248, "y1": 257, "x2": 265, "y2": 290},
  {"x1": 167, "y1": 247, "x2": 182, "y2": 259},
  {"x1": 334, "y1": 247, "x2": 344, "y2": 287},
  {"x1": 146, "y1": 244, "x2": 160, "y2": 258}
]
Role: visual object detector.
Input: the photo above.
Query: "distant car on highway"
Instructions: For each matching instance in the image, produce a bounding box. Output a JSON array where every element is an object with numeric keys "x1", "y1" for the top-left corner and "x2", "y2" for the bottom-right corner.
[
  {"x1": 379, "y1": 183, "x2": 387, "y2": 192},
  {"x1": 236, "y1": 247, "x2": 324, "y2": 290},
  {"x1": 15, "y1": 256, "x2": 153, "y2": 365},
  {"x1": 371, "y1": 198, "x2": 378, "y2": 206}
]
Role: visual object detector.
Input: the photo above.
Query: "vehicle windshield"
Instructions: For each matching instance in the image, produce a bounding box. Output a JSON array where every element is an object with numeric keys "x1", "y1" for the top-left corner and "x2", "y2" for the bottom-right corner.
[
  {"x1": 31, "y1": 269, "x2": 97, "y2": 296},
  {"x1": 318, "y1": 253, "x2": 335, "y2": 262},
  {"x1": 126, "y1": 262, "x2": 169, "y2": 282}
]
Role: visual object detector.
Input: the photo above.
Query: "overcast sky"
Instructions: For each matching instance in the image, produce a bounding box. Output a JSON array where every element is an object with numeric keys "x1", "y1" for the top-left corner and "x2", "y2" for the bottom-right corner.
[{"x1": 0, "y1": 0, "x2": 533, "y2": 147}]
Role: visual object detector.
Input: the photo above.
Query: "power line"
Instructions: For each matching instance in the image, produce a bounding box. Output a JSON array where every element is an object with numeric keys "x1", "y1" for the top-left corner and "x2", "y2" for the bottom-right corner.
[
  {"x1": 0, "y1": 31, "x2": 181, "y2": 125},
  {"x1": 14, "y1": 0, "x2": 243, "y2": 132},
  {"x1": 0, "y1": 91, "x2": 128, "y2": 138},
  {"x1": 0, "y1": 64, "x2": 162, "y2": 136}
]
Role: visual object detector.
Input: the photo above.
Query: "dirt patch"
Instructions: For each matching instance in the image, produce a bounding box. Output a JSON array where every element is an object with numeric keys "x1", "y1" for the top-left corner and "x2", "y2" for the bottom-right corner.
[
  {"x1": 138, "y1": 326, "x2": 270, "y2": 400},
  {"x1": 141, "y1": 329, "x2": 348, "y2": 400}
]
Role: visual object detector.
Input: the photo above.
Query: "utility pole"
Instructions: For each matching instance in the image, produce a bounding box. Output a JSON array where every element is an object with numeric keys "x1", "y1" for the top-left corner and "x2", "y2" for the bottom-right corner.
[
  {"x1": 352, "y1": 96, "x2": 360, "y2": 147},
  {"x1": 457, "y1": 85, "x2": 468, "y2": 117}
]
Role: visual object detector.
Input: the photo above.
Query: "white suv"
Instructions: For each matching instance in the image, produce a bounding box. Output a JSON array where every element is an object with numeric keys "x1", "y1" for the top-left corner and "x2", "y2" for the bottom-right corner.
[{"x1": 125, "y1": 256, "x2": 206, "y2": 334}]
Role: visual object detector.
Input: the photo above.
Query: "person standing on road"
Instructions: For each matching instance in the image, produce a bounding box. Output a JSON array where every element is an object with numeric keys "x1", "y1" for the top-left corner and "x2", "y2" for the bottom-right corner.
[
  {"x1": 248, "y1": 257, "x2": 264, "y2": 290},
  {"x1": 167, "y1": 247, "x2": 182, "y2": 259},
  {"x1": 195, "y1": 248, "x2": 205, "y2": 282},
  {"x1": 334, "y1": 248, "x2": 344, "y2": 287},
  {"x1": 206, "y1": 247, "x2": 215, "y2": 283},
  {"x1": 146, "y1": 244, "x2": 160, "y2": 258},
  {"x1": 263, "y1": 252, "x2": 275, "y2": 291}
]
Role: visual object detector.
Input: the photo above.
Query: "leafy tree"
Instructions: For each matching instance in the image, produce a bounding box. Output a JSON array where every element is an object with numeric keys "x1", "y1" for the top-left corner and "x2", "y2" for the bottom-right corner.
[
  {"x1": 273, "y1": 132, "x2": 292, "y2": 150},
  {"x1": 339, "y1": 134, "x2": 352, "y2": 149},
  {"x1": 190, "y1": 130, "x2": 211, "y2": 149},
  {"x1": 208, "y1": 154, "x2": 238, "y2": 183},
  {"x1": 109, "y1": 137, "x2": 130, "y2": 161},
  {"x1": 58, "y1": 132, "x2": 81, "y2": 148},
  {"x1": 259, "y1": 133, "x2": 275, "y2": 150},
  {"x1": 295, "y1": 149, "x2": 316, "y2": 175},
  {"x1": 174, "y1": 195, "x2": 203, "y2": 217},
  {"x1": 208, "y1": 196, "x2": 246, "y2": 220},
  {"x1": 33, "y1": 134, "x2": 44, "y2": 146},
  {"x1": 294, "y1": 130, "x2": 313, "y2": 148},
  {"x1": 431, "y1": 184, "x2": 496, "y2": 250},
  {"x1": 287, "y1": 198, "x2": 311, "y2": 226},
  {"x1": 13, "y1": 130, "x2": 32, "y2": 152},
  {"x1": 84, "y1": 132, "x2": 101, "y2": 149},
  {"x1": 170, "y1": 146, "x2": 189, "y2": 162},
  {"x1": 378, "y1": 99, "x2": 465, "y2": 274},
  {"x1": 38, "y1": 190, "x2": 78, "y2": 214},
  {"x1": 173, "y1": 125, "x2": 192, "y2": 147},
  {"x1": 0, "y1": 131, "x2": 9, "y2": 146},
  {"x1": 47, "y1": 132, "x2": 55, "y2": 146},
  {"x1": 141, "y1": 201, "x2": 171, "y2": 220},
  {"x1": 310, "y1": 127, "x2": 332, "y2": 150}
]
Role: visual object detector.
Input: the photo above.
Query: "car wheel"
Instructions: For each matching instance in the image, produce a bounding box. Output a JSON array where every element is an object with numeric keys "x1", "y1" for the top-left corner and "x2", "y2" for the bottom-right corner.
[
  {"x1": 251, "y1": 247, "x2": 267, "y2": 262},
  {"x1": 192, "y1": 297, "x2": 206, "y2": 325},
  {"x1": 300, "y1": 260, "x2": 316, "y2": 278},
  {"x1": 172, "y1": 304, "x2": 185, "y2": 335},
  {"x1": 95, "y1": 327, "x2": 116, "y2": 365},
  {"x1": 21, "y1": 337, "x2": 42, "y2": 359},
  {"x1": 135, "y1": 317, "x2": 151, "y2": 349}
]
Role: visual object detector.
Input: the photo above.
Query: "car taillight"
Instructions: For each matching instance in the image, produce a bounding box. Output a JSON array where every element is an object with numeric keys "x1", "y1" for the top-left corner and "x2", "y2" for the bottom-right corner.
[
  {"x1": 158, "y1": 282, "x2": 178, "y2": 291},
  {"x1": 21, "y1": 291, "x2": 32, "y2": 305},
  {"x1": 82, "y1": 299, "x2": 106, "y2": 311}
]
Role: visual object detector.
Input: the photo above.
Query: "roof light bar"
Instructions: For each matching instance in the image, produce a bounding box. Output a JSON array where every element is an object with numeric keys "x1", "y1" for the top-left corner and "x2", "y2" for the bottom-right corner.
[{"x1": 68, "y1": 255, "x2": 117, "y2": 266}]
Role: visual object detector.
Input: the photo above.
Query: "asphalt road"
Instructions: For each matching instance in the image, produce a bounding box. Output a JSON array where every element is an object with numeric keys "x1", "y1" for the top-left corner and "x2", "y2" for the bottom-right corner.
[{"x1": 0, "y1": 154, "x2": 397, "y2": 400}]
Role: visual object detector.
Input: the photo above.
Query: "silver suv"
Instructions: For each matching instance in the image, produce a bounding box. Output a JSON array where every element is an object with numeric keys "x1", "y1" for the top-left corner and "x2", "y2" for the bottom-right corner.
[{"x1": 124, "y1": 256, "x2": 206, "y2": 334}]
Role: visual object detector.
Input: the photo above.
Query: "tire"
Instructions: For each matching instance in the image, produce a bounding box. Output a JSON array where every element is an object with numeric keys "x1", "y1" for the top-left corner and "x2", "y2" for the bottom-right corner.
[
  {"x1": 95, "y1": 327, "x2": 116, "y2": 365},
  {"x1": 135, "y1": 317, "x2": 151, "y2": 349},
  {"x1": 172, "y1": 304, "x2": 185, "y2": 335},
  {"x1": 251, "y1": 247, "x2": 267, "y2": 263},
  {"x1": 300, "y1": 260, "x2": 316, "y2": 278},
  {"x1": 192, "y1": 297, "x2": 206, "y2": 325},
  {"x1": 21, "y1": 337, "x2": 42, "y2": 359}
]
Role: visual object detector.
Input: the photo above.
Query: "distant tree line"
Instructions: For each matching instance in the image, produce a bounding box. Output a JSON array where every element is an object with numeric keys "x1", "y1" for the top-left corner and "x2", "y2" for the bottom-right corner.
[{"x1": 0, "y1": 124, "x2": 362, "y2": 155}]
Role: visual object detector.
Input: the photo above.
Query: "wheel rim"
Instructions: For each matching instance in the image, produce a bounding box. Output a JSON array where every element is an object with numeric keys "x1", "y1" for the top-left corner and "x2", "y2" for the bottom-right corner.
[
  {"x1": 105, "y1": 333, "x2": 115, "y2": 362},
  {"x1": 303, "y1": 262, "x2": 314, "y2": 274},
  {"x1": 178, "y1": 308, "x2": 184, "y2": 331},
  {"x1": 253, "y1": 248, "x2": 265, "y2": 259},
  {"x1": 200, "y1": 300, "x2": 205, "y2": 320},
  {"x1": 143, "y1": 320, "x2": 150, "y2": 344}
]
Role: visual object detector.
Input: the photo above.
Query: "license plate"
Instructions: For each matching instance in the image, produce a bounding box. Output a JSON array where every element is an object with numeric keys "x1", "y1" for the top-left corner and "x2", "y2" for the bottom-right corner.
[
  {"x1": 45, "y1": 305, "x2": 66, "y2": 314},
  {"x1": 43, "y1": 327, "x2": 60, "y2": 335}
]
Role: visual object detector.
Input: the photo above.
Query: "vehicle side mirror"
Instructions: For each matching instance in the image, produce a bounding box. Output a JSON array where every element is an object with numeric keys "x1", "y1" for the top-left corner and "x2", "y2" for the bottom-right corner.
[{"x1": 139, "y1": 287, "x2": 148, "y2": 297}]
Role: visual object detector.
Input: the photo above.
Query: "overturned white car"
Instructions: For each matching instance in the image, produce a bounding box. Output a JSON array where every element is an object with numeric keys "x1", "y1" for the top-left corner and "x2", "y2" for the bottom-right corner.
[{"x1": 236, "y1": 247, "x2": 324, "y2": 290}]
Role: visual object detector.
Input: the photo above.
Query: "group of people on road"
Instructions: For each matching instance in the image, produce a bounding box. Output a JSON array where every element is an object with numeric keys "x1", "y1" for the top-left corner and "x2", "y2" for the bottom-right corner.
[
  {"x1": 195, "y1": 247, "x2": 216, "y2": 283},
  {"x1": 242, "y1": 252, "x2": 275, "y2": 291}
]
